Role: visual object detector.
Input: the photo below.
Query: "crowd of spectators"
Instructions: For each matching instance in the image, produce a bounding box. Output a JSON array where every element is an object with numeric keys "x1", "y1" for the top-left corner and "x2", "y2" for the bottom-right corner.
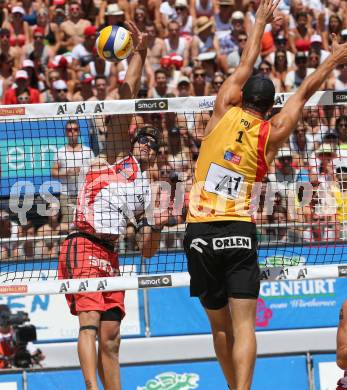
[{"x1": 1, "y1": 0, "x2": 347, "y2": 260}]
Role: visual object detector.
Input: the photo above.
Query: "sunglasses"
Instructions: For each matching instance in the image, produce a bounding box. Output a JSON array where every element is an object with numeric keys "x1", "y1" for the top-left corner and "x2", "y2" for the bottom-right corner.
[
  {"x1": 238, "y1": 38, "x2": 247, "y2": 42},
  {"x1": 175, "y1": 6, "x2": 186, "y2": 10},
  {"x1": 138, "y1": 136, "x2": 157, "y2": 150},
  {"x1": 56, "y1": 88, "x2": 68, "y2": 92},
  {"x1": 34, "y1": 35, "x2": 44, "y2": 40},
  {"x1": 260, "y1": 67, "x2": 270, "y2": 72},
  {"x1": 194, "y1": 72, "x2": 205, "y2": 78},
  {"x1": 17, "y1": 96, "x2": 29, "y2": 102}
]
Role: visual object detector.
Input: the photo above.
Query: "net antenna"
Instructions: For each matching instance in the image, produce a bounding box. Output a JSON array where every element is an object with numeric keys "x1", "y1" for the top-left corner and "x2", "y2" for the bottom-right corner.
[{"x1": 0, "y1": 91, "x2": 346, "y2": 296}]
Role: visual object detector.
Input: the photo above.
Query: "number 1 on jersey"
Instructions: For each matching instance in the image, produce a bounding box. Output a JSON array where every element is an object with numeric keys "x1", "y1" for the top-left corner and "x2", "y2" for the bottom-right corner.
[{"x1": 236, "y1": 131, "x2": 244, "y2": 143}]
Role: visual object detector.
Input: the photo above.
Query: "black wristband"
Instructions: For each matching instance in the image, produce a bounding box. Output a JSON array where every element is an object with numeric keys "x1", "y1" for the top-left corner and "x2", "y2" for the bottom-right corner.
[{"x1": 137, "y1": 218, "x2": 161, "y2": 233}]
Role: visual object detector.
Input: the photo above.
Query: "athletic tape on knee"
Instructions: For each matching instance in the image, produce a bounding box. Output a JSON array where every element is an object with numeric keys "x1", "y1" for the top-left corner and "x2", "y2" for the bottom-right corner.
[{"x1": 79, "y1": 325, "x2": 98, "y2": 332}]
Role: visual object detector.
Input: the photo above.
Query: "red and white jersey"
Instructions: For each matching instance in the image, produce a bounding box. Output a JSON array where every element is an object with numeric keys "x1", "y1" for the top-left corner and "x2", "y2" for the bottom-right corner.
[{"x1": 74, "y1": 155, "x2": 151, "y2": 236}]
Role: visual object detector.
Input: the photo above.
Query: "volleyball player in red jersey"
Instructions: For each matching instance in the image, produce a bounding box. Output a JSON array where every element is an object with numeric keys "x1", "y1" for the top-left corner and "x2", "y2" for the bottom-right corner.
[{"x1": 58, "y1": 22, "x2": 165, "y2": 390}]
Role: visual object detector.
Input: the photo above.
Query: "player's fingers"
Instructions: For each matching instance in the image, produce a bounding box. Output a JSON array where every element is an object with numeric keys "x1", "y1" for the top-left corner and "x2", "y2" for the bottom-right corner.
[{"x1": 271, "y1": 0, "x2": 281, "y2": 13}]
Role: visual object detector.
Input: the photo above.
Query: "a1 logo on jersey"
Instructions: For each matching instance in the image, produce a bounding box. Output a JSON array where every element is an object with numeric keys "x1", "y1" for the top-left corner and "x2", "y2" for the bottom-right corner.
[{"x1": 224, "y1": 150, "x2": 241, "y2": 165}]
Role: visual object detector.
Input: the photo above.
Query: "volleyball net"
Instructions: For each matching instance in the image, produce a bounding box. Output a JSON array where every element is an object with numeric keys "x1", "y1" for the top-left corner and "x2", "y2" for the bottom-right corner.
[{"x1": 0, "y1": 91, "x2": 347, "y2": 295}]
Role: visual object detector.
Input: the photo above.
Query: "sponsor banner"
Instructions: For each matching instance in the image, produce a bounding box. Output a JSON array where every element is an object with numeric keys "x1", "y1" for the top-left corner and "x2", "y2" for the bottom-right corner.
[
  {"x1": 0, "y1": 373, "x2": 22, "y2": 390},
  {"x1": 256, "y1": 277, "x2": 345, "y2": 330},
  {"x1": 138, "y1": 275, "x2": 172, "y2": 288},
  {"x1": 0, "y1": 119, "x2": 91, "y2": 196},
  {"x1": 333, "y1": 91, "x2": 347, "y2": 104},
  {"x1": 135, "y1": 99, "x2": 168, "y2": 112},
  {"x1": 312, "y1": 354, "x2": 342, "y2": 390},
  {"x1": 121, "y1": 355, "x2": 308, "y2": 390},
  {"x1": 0, "y1": 267, "x2": 143, "y2": 341}
]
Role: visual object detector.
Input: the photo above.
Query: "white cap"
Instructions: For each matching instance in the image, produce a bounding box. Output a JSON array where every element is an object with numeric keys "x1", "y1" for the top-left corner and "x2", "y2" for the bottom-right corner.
[
  {"x1": 342, "y1": 29, "x2": 347, "y2": 37},
  {"x1": 177, "y1": 76, "x2": 191, "y2": 85},
  {"x1": 105, "y1": 4, "x2": 124, "y2": 15},
  {"x1": 175, "y1": 0, "x2": 188, "y2": 7},
  {"x1": 12, "y1": 6, "x2": 25, "y2": 15},
  {"x1": 22, "y1": 59, "x2": 34, "y2": 68},
  {"x1": 232, "y1": 11, "x2": 244, "y2": 20},
  {"x1": 52, "y1": 79, "x2": 68, "y2": 90},
  {"x1": 310, "y1": 34, "x2": 322, "y2": 43},
  {"x1": 15, "y1": 70, "x2": 28, "y2": 80},
  {"x1": 277, "y1": 147, "x2": 292, "y2": 158},
  {"x1": 197, "y1": 51, "x2": 217, "y2": 61}
]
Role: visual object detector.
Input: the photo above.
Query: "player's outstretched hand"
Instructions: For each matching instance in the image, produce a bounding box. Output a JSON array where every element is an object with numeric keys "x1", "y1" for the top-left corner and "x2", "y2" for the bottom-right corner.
[
  {"x1": 256, "y1": 0, "x2": 281, "y2": 24},
  {"x1": 125, "y1": 21, "x2": 148, "y2": 52}
]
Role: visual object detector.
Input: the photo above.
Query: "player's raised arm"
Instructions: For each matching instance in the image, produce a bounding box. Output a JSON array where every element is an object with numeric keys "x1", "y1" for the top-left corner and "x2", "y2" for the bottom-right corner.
[
  {"x1": 267, "y1": 35, "x2": 347, "y2": 163},
  {"x1": 119, "y1": 21, "x2": 148, "y2": 100},
  {"x1": 214, "y1": 0, "x2": 280, "y2": 116}
]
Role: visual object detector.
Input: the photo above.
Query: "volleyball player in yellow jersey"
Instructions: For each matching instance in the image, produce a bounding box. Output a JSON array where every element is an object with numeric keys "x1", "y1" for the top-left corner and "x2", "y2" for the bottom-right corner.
[{"x1": 184, "y1": 0, "x2": 347, "y2": 387}]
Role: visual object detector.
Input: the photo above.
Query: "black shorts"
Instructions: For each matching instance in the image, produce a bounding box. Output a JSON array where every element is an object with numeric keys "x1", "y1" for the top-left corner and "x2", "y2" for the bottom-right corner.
[{"x1": 184, "y1": 221, "x2": 260, "y2": 310}]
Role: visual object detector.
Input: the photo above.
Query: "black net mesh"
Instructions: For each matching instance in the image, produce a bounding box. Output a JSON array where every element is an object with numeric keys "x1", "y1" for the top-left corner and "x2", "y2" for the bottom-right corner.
[{"x1": 0, "y1": 97, "x2": 346, "y2": 285}]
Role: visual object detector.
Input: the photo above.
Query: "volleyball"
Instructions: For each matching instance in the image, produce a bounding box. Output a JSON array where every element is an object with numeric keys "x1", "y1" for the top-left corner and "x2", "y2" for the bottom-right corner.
[{"x1": 96, "y1": 25, "x2": 133, "y2": 62}]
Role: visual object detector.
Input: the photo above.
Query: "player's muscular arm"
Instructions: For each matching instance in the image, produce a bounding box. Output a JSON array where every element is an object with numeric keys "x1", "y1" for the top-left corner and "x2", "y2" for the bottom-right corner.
[
  {"x1": 213, "y1": 0, "x2": 280, "y2": 118},
  {"x1": 337, "y1": 301, "x2": 347, "y2": 369},
  {"x1": 107, "y1": 22, "x2": 148, "y2": 156},
  {"x1": 119, "y1": 21, "x2": 148, "y2": 100},
  {"x1": 267, "y1": 35, "x2": 347, "y2": 164}
]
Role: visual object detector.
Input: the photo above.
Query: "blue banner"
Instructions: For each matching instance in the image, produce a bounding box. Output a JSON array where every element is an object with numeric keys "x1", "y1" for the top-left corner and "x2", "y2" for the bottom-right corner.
[
  {"x1": 0, "y1": 119, "x2": 91, "y2": 196},
  {"x1": 23, "y1": 357, "x2": 308, "y2": 389},
  {"x1": 0, "y1": 373, "x2": 22, "y2": 390}
]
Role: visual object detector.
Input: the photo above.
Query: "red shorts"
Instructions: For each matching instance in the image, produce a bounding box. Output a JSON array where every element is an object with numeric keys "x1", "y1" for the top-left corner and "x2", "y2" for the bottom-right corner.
[{"x1": 58, "y1": 234, "x2": 125, "y2": 317}]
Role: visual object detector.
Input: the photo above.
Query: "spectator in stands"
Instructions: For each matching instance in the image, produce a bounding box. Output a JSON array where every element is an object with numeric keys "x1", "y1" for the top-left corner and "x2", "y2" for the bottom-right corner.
[
  {"x1": 134, "y1": 6, "x2": 148, "y2": 32},
  {"x1": 146, "y1": 23, "x2": 167, "y2": 71},
  {"x1": 288, "y1": 12, "x2": 313, "y2": 54},
  {"x1": 308, "y1": 48, "x2": 321, "y2": 69},
  {"x1": 214, "y1": 0, "x2": 234, "y2": 39},
  {"x1": 51, "y1": 79, "x2": 71, "y2": 102},
  {"x1": 210, "y1": 71, "x2": 225, "y2": 95},
  {"x1": 191, "y1": 16, "x2": 219, "y2": 58},
  {"x1": 164, "y1": 20, "x2": 190, "y2": 67},
  {"x1": 72, "y1": 26, "x2": 97, "y2": 68},
  {"x1": 336, "y1": 116, "x2": 347, "y2": 144},
  {"x1": 175, "y1": 0, "x2": 193, "y2": 37},
  {"x1": 0, "y1": 53, "x2": 14, "y2": 101},
  {"x1": 268, "y1": 147, "x2": 299, "y2": 201},
  {"x1": 59, "y1": 1, "x2": 91, "y2": 52},
  {"x1": 36, "y1": 202, "x2": 69, "y2": 259},
  {"x1": 330, "y1": 63, "x2": 347, "y2": 91},
  {"x1": 83, "y1": 49, "x2": 117, "y2": 92},
  {"x1": 26, "y1": 26, "x2": 54, "y2": 68},
  {"x1": 16, "y1": 86, "x2": 30, "y2": 104},
  {"x1": 191, "y1": 65, "x2": 209, "y2": 96},
  {"x1": 310, "y1": 143, "x2": 337, "y2": 184},
  {"x1": 322, "y1": 14, "x2": 343, "y2": 51},
  {"x1": 51, "y1": 120, "x2": 95, "y2": 225},
  {"x1": 4, "y1": 6, "x2": 31, "y2": 48},
  {"x1": 310, "y1": 34, "x2": 330, "y2": 64},
  {"x1": 3, "y1": 70, "x2": 40, "y2": 104},
  {"x1": 72, "y1": 73, "x2": 95, "y2": 101},
  {"x1": 289, "y1": 121, "x2": 315, "y2": 161},
  {"x1": 33, "y1": 8, "x2": 60, "y2": 55},
  {"x1": 265, "y1": 36, "x2": 295, "y2": 68},
  {"x1": 257, "y1": 60, "x2": 282, "y2": 92},
  {"x1": 160, "y1": 0, "x2": 177, "y2": 29},
  {"x1": 0, "y1": 210, "x2": 19, "y2": 261},
  {"x1": 267, "y1": 205, "x2": 301, "y2": 243},
  {"x1": 176, "y1": 75, "x2": 192, "y2": 97},
  {"x1": 227, "y1": 31, "x2": 260, "y2": 70},
  {"x1": 148, "y1": 68, "x2": 175, "y2": 98},
  {"x1": 198, "y1": 51, "x2": 218, "y2": 82},
  {"x1": 88, "y1": 75, "x2": 109, "y2": 101},
  {"x1": 285, "y1": 51, "x2": 315, "y2": 92}
]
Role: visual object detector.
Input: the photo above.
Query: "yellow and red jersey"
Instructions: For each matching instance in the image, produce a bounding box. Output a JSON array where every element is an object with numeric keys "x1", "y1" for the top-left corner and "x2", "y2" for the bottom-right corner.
[{"x1": 187, "y1": 106, "x2": 271, "y2": 223}]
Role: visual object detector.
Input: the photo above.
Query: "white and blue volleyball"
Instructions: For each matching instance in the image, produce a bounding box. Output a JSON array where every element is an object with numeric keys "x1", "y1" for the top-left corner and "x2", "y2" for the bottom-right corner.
[{"x1": 96, "y1": 25, "x2": 133, "y2": 62}]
